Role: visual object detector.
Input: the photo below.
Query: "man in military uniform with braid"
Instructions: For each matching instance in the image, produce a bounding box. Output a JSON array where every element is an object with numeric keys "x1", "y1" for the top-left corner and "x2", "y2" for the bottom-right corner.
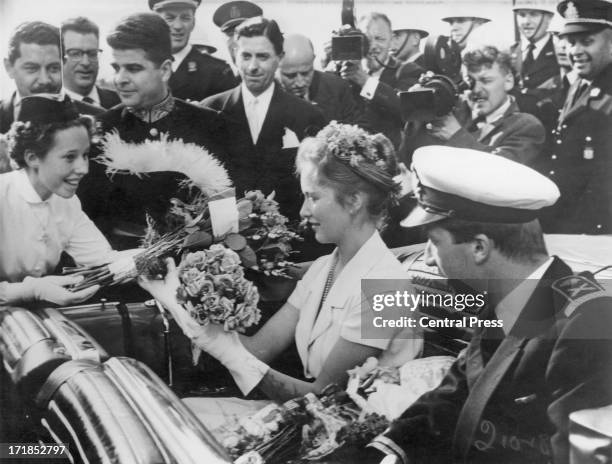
[
  {"x1": 149, "y1": 0, "x2": 238, "y2": 101},
  {"x1": 362, "y1": 146, "x2": 612, "y2": 464}
]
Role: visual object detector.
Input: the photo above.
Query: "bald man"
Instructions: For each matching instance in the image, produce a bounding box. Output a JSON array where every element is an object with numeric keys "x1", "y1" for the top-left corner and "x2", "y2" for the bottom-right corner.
[{"x1": 278, "y1": 33, "x2": 366, "y2": 126}]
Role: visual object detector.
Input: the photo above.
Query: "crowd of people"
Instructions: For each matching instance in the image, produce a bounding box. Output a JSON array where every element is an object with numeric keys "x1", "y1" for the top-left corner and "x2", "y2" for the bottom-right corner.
[{"x1": 0, "y1": 0, "x2": 611, "y2": 463}]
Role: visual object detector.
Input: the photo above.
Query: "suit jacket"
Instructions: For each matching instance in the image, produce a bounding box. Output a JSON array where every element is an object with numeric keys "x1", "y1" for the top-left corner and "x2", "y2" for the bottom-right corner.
[
  {"x1": 400, "y1": 99, "x2": 545, "y2": 167},
  {"x1": 78, "y1": 98, "x2": 227, "y2": 250},
  {"x1": 169, "y1": 45, "x2": 238, "y2": 102},
  {"x1": 308, "y1": 70, "x2": 367, "y2": 127},
  {"x1": 201, "y1": 84, "x2": 325, "y2": 220},
  {"x1": 97, "y1": 86, "x2": 121, "y2": 109},
  {"x1": 357, "y1": 57, "x2": 423, "y2": 148},
  {"x1": 537, "y1": 64, "x2": 612, "y2": 235},
  {"x1": 0, "y1": 92, "x2": 104, "y2": 134},
  {"x1": 372, "y1": 258, "x2": 612, "y2": 464}
]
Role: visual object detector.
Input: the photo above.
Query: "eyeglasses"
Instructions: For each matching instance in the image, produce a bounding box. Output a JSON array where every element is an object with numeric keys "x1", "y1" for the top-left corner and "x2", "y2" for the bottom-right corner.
[{"x1": 65, "y1": 48, "x2": 102, "y2": 61}]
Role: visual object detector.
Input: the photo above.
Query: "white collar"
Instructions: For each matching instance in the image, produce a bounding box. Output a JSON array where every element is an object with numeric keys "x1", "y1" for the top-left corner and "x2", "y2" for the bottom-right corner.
[
  {"x1": 406, "y1": 51, "x2": 423, "y2": 63},
  {"x1": 241, "y1": 80, "x2": 275, "y2": 105},
  {"x1": 12, "y1": 168, "x2": 47, "y2": 204},
  {"x1": 484, "y1": 96, "x2": 512, "y2": 124},
  {"x1": 521, "y1": 33, "x2": 550, "y2": 58},
  {"x1": 495, "y1": 257, "x2": 554, "y2": 334},
  {"x1": 64, "y1": 86, "x2": 100, "y2": 105},
  {"x1": 172, "y1": 44, "x2": 192, "y2": 72}
]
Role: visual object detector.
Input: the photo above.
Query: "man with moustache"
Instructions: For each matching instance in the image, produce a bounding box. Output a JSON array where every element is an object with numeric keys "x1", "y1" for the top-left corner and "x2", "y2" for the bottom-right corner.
[
  {"x1": 149, "y1": 0, "x2": 237, "y2": 102},
  {"x1": 339, "y1": 13, "x2": 423, "y2": 148},
  {"x1": 1, "y1": 21, "x2": 103, "y2": 134},
  {"x1": 538, "y1": 0, "x2": 612, "y2": 234},
  {"x1": 61, "y1": 17, "x2": 120, "y2": 109},
  {"x1": 399, "y1": 44, "x2": 545, "y2": 167},
  {"x1": 201, "y1": 18, "x2": 325, "y2": 221},
  {"x1": 78, "y1": 13, "x2": 227, "y2": 250},
  {"x1": 278, "y1": 33, "x2": 365, "y2": 126}
]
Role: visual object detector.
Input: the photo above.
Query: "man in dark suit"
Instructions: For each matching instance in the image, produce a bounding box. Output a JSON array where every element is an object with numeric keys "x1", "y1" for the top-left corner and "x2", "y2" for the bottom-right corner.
[
  {"x1": 201, "y1": 18, "x2": 325, "y2": 221},
  {"x1": 78, "y1": 13, "x2": 227, "y2": 251},
  {"x1": 339, "y1": 13, "x2": 423, "y2": 148},
  {"x1": 364, "y1": 146, "x2": 612, "y2": 464},
  {"x1": 149, "y1": 0, "x2": 238, "y2": 102},
  {"x1": 400, "y1": 44, "x2": 545, "y2": 167},
  {"x1": 61, "y1": 17, "x2": 120, "y2": 109},
  {"x1": 1, "y1": 21, "x2": 103, "y2": 135},
  {"x1": 538, "y1": 0, "x2": 612, "y2": 235},
  {"x1": 279, "y1": 33, "x2": 366, "y2": 127}
]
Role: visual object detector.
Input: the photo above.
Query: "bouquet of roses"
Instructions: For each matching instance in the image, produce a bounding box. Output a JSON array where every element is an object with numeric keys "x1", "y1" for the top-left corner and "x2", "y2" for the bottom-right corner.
[{"x1": 176, "y1": 245, "x2": 261, "y2": 333}]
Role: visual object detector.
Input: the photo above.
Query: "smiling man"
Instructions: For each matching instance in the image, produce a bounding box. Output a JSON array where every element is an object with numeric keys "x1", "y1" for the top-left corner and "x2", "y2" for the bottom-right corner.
[
  {"x1": 408, "y1": 44, "x2": 545, "y2": 167},
  {"x1": 77, "y1": 12, "x2": 227, "y2": 250},
  {"x1": 61, "y1": 17, "x2": 120, "y2": 109},
  {"x1": 201, "y1": 17, "x2": 325, "y2": 221},
  {"x1": 149, "y1": 0, "x2": 237, "y2": 101},
  {"x1": 537, "y1": 0, "x2": 612, "y2": 234}
]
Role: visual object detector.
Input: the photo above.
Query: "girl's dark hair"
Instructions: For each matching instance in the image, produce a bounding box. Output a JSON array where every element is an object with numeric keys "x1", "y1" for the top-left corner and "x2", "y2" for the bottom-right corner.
[
  {"x1": 7, "y1": 116, "x2": 95, "y2": 168},
  {"x1": 296, "y1": 122, "x2": 400, "y2": 224}
]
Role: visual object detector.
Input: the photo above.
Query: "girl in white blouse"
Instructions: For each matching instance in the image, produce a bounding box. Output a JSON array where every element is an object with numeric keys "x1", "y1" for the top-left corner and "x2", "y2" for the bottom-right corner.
[
  {"x1": 0, "y1": 96, "x2": 115, "y2": 306},
  {"x1": 140, "y1": 122, "x2": 422, "y2": 407}
]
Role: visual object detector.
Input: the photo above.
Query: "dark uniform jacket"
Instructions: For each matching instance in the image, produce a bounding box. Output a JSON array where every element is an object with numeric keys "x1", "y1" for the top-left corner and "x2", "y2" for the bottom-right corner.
[
  {"x1": 537, "y1": 64, "x2": 612, "y2": 234},
  {"x1": 308, "y1": 70, "x2": 367, "y2": 127},
  {"x1": 201, "y1": 84, "x2": 325, "y2": 221},
  {"x1": 371, "y1": 258, "x2": 612, "y2": 464},
  {"x1": 97, "y1": 86, "x2": 121, "y2": 109},
  {"x1": 399, "y1": 99, "x2": 545, "y2": 167},
  {"x1": 357, "y1": 57, "x2": 423, "y2": 148},
  {"x1": 0, "y1": 92, "x2": 104, "y2": 133},
  {"x1": 78, "y1": 98, "x2": 227, "y2": 250},
  {"x1": 169, "y1": 45, "x2": 238, "y2": 102}
]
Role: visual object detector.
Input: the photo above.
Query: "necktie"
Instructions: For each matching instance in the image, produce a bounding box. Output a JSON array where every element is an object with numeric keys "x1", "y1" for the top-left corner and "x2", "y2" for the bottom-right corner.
[
  {"x1": 571, "y1": 79, "x2": 589, "y2": 107},
  {"x1": 248, "y1": 98, "x2": 260, "y2": 144},
  {"x1": 469, "y1": 113, "x2": 486, "y2": 132},
  {"x1": 82, "y1": 96, "x2": 95, "y2": 104},
  {"x1": 522, "y1": 41, "x2": 536, "y2": 76}
]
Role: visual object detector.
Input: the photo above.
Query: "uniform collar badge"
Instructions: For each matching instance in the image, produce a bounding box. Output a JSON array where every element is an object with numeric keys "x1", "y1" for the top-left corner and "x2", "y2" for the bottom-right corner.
[
  {"x1": 188, "y1": 61, "x2": 197, "y2": 73},
  {"x1": 590, "y1": 87, "x2": 601, "y2": 98}
]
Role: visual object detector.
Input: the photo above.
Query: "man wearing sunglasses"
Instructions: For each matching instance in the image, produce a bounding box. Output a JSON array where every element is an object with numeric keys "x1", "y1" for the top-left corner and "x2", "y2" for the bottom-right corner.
[{"x1": 61, "y1": 17, "x2": 120, "y2": 109}]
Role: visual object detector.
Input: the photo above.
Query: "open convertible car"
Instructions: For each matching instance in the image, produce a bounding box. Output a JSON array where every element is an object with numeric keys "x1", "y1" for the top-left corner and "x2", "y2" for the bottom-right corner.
[{"x1": 0, "y1": 235, "x2": 610, "y2": 463}]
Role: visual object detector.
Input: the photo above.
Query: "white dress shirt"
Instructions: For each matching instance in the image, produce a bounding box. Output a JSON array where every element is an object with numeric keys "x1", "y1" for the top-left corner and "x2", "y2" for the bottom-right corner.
[
  {"x1": 64, "y1": 86, "x2": 101, "y2": 106},
  {"x1": 242, "y1": 81, "x2": 275, "y2": 144},
  {"x1": 0, "y1": 169, "x2": 114, "y2": 284},
  {"x1": 521, "y1": 33, "x2": 550, "y2": 60}
]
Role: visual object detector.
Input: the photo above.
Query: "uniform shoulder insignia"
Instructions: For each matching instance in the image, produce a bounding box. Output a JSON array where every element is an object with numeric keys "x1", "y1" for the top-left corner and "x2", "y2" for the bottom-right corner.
[
  {"x1": 552, "y1": 273, "x2": 609, "y2": 317},
  {"x1": 192, "y1": 44, "x2": 218, "y2": 55}
]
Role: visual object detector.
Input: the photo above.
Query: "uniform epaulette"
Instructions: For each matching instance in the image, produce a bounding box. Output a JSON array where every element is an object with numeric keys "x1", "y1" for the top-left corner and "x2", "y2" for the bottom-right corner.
[
  {"x1": 552, "y1": 272, "x2": 609, "y2": 317},
  {"x1": 192, "y1": 44, "x2": 218, "y2": 55}
]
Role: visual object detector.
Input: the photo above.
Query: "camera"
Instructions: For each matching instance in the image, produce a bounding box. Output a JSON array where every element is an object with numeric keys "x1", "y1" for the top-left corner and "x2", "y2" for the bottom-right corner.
[
  {"x1": 399, "y1": 72, "x2": 471, "y2": 122},
  {"x1": 330, "y1": 25, "x2": 369, "y2": 61}
]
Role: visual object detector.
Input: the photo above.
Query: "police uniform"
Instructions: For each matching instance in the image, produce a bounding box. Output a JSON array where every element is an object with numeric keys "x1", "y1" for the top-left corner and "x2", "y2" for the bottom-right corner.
[
  {"x1": 366, "y1": 147, "x2": 612, "y2": 464},
  {"x1": 537, "y1": 0, "x2": 612, "y2": 234},
  {"x1": 78, "y1": 96, "x2": 227, "y2": 250},
  {"x1": 169, "y1": 45, "x2": 238, "y2": 101}
]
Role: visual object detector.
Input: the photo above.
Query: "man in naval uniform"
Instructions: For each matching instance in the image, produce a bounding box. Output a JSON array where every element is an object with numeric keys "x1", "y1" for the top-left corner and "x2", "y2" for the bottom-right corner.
[
  {"x1": 364, "y1": 146, "x2": 612, "y2": 464},
  {"x1": 149, "y1": 0, "x2": 238, "y2": 101}
]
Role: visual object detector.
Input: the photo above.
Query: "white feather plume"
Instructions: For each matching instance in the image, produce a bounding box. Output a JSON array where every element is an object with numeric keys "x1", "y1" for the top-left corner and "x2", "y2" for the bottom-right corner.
[{"x1": 96, "y1": 130, "x2": 232, "y2": 196}]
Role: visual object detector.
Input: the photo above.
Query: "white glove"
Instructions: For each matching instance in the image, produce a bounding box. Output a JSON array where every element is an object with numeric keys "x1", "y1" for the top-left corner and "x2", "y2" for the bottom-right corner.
[
  {"x1": 2, "y1": 275, "x2": 99, "y2": 306},
  {"x1": 138, "y1": 258, "x2": 269, "y2": 395}
]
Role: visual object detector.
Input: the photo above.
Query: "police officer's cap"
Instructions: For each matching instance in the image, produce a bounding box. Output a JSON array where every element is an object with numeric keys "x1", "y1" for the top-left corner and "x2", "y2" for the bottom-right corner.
[
  {"x1": 213, "y1": 1, "x2": 263, "y2": 33},
  {"x1": 558, "y1": 0, "x2": 612, "y2": 35},
  {"x1": 149, "y1": 0, "x2": 201, "y2": 11},
  {"x1": 400, "y1": 146, "x2": 560, "y2": 227}
]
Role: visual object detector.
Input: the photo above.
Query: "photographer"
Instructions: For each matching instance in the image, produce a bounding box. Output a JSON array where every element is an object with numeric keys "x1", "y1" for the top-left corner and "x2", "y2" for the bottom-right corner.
[
  {"x1": 399, "y1": 45, "x2": 545, "y2": 167},
  {"x1": 337, "y1": 13, "x2": 423, "y2": 148}
]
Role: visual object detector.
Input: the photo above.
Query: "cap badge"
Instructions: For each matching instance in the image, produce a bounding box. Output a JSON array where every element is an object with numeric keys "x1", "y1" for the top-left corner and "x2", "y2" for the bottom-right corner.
[
  {"x1": 188, "y1": 61, "x2": 197, "y2": 72},
  {"x1": 564, "y1": 1, "x2": 579, "y2": 20},
  {"x1": 590, "y1": 87, "x2": 601, "y2": 98},
  {"x1": 230, "y1": 6, "x2": 241, "y2": 19}
]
